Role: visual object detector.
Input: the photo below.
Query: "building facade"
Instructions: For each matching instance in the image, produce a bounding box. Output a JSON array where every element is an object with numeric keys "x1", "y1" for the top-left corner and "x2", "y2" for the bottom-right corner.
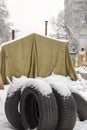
[{"x1": 64, "y1": 0, "x2": 87, "y2": 51}]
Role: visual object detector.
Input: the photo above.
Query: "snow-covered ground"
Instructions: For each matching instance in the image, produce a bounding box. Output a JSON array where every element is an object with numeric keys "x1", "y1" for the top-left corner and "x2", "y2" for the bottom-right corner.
[{"x1": 0, "y1": 67, "x2": 87, "y2": 130}]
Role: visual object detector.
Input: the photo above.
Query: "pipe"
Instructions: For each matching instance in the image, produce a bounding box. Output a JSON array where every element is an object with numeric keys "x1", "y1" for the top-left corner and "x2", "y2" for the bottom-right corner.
[{"x1": 45, "y1": 21, "x2": 48, "y2": 36}]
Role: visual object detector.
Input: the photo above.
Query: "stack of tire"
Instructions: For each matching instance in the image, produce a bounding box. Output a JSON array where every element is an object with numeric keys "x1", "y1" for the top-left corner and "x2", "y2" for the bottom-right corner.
[{"x1": 5, "y1": 78, "x2": 86, "y2": 130}]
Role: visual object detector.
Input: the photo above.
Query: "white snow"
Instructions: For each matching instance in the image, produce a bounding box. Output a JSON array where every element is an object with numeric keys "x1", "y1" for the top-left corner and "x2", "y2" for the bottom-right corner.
[
  {"x1": 0, "y1": 33, "x2": 68, "y2": 52},
  {"x1": 36, "y1": 75, "x2": 71, "y2": 97},
  {"x1": 21, "y1": 78, "x2": 52, "y2": 96},
  {"x1": 7, "y1": 75, "x2": 30, "y2": 97},
  {"x1": 0, "y1": 66, "x2": 87, "y2": 130},
  {"x1": 75, "y1": 66, "x2": 87, "y2": 73},
  {"x1": 0, "y1": 33, "x2": 34, "y2": 51}
]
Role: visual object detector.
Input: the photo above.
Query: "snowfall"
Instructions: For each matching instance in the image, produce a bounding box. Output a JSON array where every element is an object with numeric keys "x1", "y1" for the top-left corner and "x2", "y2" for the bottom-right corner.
[{"x1": 0, "y1": 66, "x2": 87, "y2": 130}]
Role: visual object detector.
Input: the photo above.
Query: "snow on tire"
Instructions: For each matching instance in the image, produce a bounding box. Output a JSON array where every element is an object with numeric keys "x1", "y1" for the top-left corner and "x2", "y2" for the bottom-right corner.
[{"x1": 20, "y1": 79, "x2": 58, "y2": 130}]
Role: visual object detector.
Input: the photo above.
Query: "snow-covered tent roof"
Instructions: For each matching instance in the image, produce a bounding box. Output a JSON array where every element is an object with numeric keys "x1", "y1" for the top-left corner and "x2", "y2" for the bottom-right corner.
[{"x1": 0, "y1": 33, "x2": 78, "y2": 88}]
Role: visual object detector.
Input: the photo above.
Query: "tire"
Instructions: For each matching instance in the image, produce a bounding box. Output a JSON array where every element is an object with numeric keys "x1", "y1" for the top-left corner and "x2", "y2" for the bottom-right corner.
[
  {"x1": 5, "y1": 88, "x2": 24, "y2": 130},
  {"x1": 20, "y1": 80, "x2": 58, "y2": 130},
  {"x1": 45, "y1": 80, "x2": 77, "y2": 130},
  {"x1": 72, "y1": 92, "x2": 87, "y2": 121},
  {"x1": 52, "y1": 89, "x2": 77, "y2": 130}
]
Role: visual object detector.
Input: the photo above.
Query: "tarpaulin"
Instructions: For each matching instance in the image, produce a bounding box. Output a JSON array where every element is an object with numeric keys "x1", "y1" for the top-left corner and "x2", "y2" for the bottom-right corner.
[{"x1": 0, "y1": 33, "x2": 78, "y2": 88}]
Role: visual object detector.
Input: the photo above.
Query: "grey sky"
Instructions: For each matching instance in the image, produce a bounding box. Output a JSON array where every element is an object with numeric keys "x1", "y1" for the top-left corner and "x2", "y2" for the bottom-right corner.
[{"x1": 6, "y1": 0, "x2": 64, "y2": 37}]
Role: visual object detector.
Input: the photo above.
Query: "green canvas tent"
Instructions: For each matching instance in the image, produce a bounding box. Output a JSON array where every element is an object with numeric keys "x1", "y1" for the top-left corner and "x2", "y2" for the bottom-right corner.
[{"x1": 0, "y1": 33, "x2": 78, "y2": 88}]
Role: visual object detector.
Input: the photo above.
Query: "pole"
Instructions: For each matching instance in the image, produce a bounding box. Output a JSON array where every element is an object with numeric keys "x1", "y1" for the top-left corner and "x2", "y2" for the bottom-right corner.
[
  {"x1": 12, "y1": 30, "x2": 15, "y2": 40},
  {"x1": 45, "y1": 21, "x2": 48, "y2": 36}
]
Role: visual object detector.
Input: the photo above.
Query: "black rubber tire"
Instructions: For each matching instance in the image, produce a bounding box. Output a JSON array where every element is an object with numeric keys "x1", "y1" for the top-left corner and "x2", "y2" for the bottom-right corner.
[
  {"x1": 20, "y1": 86, "x2": 58, "y2": 130},
  {"x1": 72, "y1": 92, "x2": 87, "y2": 121},
  {"x1": 5, "y1": 88, "x2": 24, "y2": 130},
  {"x1": 52, "y1": 88, "x2": 77, "y2": 130}
]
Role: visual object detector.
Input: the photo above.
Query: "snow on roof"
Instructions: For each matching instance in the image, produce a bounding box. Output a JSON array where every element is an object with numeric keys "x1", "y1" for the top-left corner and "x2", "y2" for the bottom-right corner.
[
  {"x1": 0, "y1": 33, "x2": 34, "y2": 51},
  {"x1": 0, "y1": 33, "x2": 69, "y2": 51}
]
